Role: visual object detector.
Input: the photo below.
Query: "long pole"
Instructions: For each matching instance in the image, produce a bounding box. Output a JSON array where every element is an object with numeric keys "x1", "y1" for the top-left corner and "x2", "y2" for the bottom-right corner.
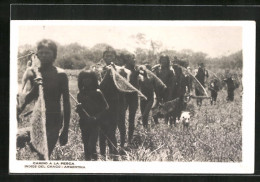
[
  {"x1": 17, "y1": 51, "x2": 35, "y2": 60},
  {"x1": 69, "y1": 92, "x2": 91, "y2": 118},
  {"x1": 178, "y1": 65, "x2": 209, "y2": 97},
  {"x1": 69, "y1": 92, "x2": 121, "y2": 156}
]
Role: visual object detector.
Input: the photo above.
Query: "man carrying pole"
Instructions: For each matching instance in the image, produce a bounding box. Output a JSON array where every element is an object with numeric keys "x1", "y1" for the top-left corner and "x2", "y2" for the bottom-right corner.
[{"x1": 17, "y1": 39, "x2": 71, "y2": 160}]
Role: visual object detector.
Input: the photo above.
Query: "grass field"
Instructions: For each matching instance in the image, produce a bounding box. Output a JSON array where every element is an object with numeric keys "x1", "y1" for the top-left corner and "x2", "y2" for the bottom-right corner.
[{"x1": 17, "y1": 69, "x2": 242, "y2": 162}]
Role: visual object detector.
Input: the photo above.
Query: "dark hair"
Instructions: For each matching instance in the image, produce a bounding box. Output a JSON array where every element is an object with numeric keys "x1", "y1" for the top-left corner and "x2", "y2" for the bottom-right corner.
[
  {"x1": 78, "y1": 70, "x2": 99, "y2": 91},
  {"x1": 159, "y1": 55, "x2": 170, "y2": 66},
  {"x1": 119, "y1": 53, "x2": 136, "y2": 70},
  {"x1": 103, "y1": 47, "x2": 117, "y2": 58},
  {"x1": 37, "y1": 39, "x2": 58, "y2": 60}
]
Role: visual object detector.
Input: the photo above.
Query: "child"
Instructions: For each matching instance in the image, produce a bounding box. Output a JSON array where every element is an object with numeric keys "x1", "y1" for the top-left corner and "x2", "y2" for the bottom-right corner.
[
  {"x1": 224, "y1": 75, "x2": 236, "y2": 101},
  {"x1": 208, "y1": 78, "x2": 220, "y2": 105},
  {"x1": 76, "y1": 70, "x2": 109, "y2": 161}
]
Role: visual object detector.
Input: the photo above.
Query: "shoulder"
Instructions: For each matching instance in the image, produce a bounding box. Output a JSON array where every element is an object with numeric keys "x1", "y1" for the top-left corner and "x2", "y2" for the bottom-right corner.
[
  {"x1": 55, "y1": 67, "x2": 68, "y2": 79},
  {"x1": 55, "y1": 66, "x2": 66, "y2": 74},
  {"x1": 54, "y1": 67, "x2": 69, "y2": 86},
  {"x1": 78, "y1": 70, "x2": 87, "y2": 75}
]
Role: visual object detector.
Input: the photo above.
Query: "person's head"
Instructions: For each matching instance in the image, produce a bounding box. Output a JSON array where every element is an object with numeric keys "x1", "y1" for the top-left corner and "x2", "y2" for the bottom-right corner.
[
  {"x1": 103, "y1": 47, "x2": 117, "y2": 65},
  {"x1": 145, "y1": 63, "x2": 152, "y2": 70},
  {"x1": 138, "y1": 66, "x2": 148, "y2": 79},
  {"x1": 36, "y1": 39, "x2": 57, "y2": 66},
  {"x1": 78, "y1": 70, "x2": 99, "y2": 93},
  {"x1": 173, "y1": 64, "x2": 182, "y2": 76},
  {"x1": 159, "y1": 55, "x2": 170, "y2": 69},
  {"x1": 120, "y1": 53, "x2": 136, "y2": 70}
]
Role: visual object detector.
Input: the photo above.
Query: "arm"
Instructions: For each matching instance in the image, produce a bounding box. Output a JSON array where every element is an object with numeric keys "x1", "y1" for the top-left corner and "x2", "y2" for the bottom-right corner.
[
  {"x1": 205, "y1": 70, "x2": 209, "y2": 78},
  {"x1": 18, "y1": 69, "x2": 38, "y2": 115},
  {"x1": 59, "y1": 73, "x2": 71, "y2": 146},
  {"x1": 152, "y1": 76, "x2": 164, "y2": 104},
  {"x1": 21, "y1": 68, "x2": 30, "y2": 92}
]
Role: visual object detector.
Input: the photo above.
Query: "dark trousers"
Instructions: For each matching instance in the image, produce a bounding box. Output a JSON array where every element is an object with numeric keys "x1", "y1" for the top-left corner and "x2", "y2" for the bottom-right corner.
[
  {"x1": 227, "y1": 90, "x2": 234, "y2": 101},
  {"x1": 210, "y1": 90, "x2": 218, "y2": 105}
]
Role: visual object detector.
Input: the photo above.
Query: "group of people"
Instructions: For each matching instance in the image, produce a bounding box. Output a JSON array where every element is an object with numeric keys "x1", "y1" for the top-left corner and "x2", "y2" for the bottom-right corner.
[
  {"x1": 17, "y1": 39, "x2": 239, "y2": 161},
  {"x1": 190, "y1": 62, "x2": 238, "y2": 106}
]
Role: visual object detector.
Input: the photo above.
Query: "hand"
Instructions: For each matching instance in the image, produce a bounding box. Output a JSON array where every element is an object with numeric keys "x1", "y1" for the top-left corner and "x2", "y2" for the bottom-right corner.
[
  {"x1": 34, "y1": 77, "x2": 43, "y2": 85},
  {"x1": 59, "y1": 129, "x2": 68, "y2": 146},
  {"x1": 138, "y1": 66, "x2": 143, "y2": 71}
]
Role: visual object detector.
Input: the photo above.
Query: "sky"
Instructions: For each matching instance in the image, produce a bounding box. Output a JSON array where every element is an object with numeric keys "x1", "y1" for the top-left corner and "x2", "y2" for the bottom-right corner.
[{"x1": 18, "y1": 25, "x2": 242, "y2": 58}]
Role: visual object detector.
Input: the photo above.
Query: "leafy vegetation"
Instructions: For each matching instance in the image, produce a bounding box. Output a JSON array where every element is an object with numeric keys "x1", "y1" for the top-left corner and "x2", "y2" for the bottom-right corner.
[{"x1": 17, "y1": 42, "x2": 242, "y2": 81}]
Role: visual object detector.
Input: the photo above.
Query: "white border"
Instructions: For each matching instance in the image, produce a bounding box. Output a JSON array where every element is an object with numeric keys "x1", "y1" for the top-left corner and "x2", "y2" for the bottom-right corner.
[{"x1": 10, "y1": 20, "x2": 255, "y2": 174}]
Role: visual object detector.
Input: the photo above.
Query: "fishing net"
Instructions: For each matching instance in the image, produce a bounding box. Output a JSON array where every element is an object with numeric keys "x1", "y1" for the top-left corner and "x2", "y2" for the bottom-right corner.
[
  {"x1": 101, "y1": 66, "x2": 147, "y2": 100},
  {"x1": 29, "y1": 56, "x2": 49, "y2": 160}
]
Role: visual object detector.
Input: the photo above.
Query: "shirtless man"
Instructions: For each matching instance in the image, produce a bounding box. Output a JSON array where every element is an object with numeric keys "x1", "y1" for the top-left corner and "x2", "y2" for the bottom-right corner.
[
  {"x1": 152, "y1": 55, "x2": 176, "y2": 125},
  {"x1": 17, "y1": 39, "x2": 71, "y2": 159}
]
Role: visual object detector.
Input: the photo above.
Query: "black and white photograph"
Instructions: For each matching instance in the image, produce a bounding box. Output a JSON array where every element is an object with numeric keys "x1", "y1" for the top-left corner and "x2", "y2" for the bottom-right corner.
[{"x1": 10, "y1": 20, "x2": 255, "y2": 173}]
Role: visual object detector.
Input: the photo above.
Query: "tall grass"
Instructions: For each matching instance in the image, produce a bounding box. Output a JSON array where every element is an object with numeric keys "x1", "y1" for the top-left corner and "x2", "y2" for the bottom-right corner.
[{"x1": 16, "y1": 69, "x2": 242, "y2": 162}]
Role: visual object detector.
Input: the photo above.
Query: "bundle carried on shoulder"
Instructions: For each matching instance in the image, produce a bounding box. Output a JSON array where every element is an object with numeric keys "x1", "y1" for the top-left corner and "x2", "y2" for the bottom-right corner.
[
  {"x1": 145, "y1": 68, "x2": 167, "y2": 90},
  {"x1": 140, "y1": 64, "x2": 167, "y2": 91},
  {"x1": 102, "y1": 66, "x2": 147, "y2": 100}
]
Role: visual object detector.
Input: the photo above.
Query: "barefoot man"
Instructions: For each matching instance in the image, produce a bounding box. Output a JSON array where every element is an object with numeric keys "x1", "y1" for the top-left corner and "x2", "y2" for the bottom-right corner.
[{"x1": 17, "y1": 39, "x2": 71, "y2": 159}]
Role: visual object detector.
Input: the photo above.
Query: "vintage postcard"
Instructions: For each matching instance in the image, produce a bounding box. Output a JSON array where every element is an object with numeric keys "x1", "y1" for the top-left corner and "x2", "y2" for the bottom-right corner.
[{"x1": 10, "y1": 20, "x2": 255, "y2": 173}]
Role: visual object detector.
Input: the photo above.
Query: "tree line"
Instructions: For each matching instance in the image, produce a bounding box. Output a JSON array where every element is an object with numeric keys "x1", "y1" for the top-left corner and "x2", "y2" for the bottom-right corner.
[{"x1": 17, "y1": 42, "x2": 242, "y2": 81}]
